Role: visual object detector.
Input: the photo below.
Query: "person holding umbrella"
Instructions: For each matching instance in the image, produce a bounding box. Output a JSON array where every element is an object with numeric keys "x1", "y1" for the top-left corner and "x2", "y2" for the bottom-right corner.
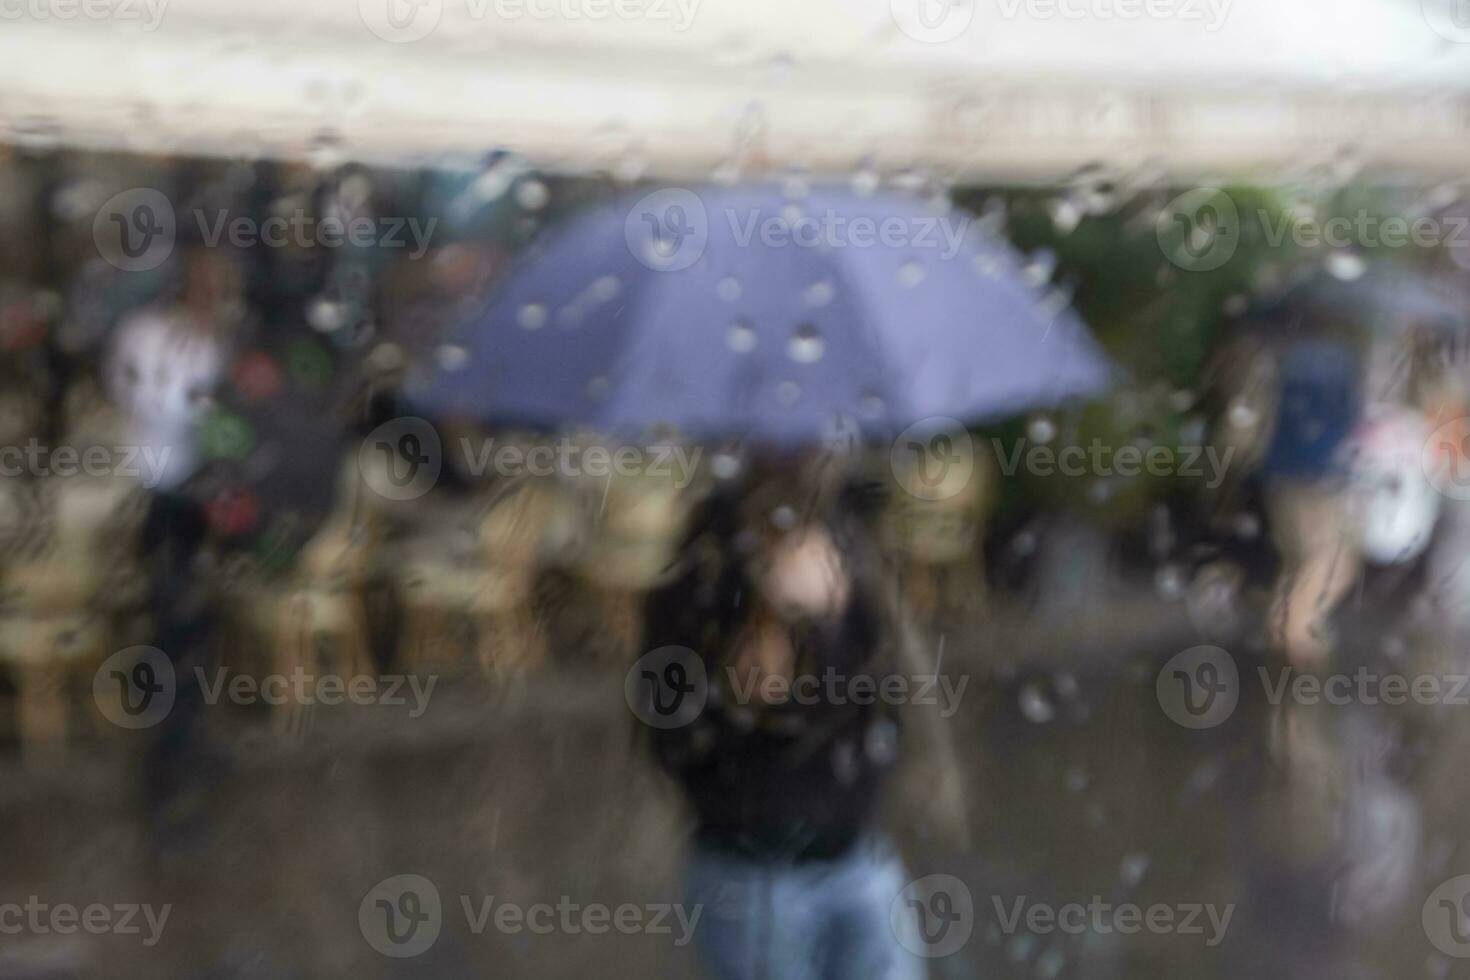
[{"x1": 409, "y1": 181, "x2": 1111, "y2": 977}]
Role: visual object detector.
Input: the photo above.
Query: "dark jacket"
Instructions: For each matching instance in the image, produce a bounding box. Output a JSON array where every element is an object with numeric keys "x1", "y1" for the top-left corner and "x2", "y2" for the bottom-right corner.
[{"x1": 642, "y1": 487, "x2": 901, "y2": 862}]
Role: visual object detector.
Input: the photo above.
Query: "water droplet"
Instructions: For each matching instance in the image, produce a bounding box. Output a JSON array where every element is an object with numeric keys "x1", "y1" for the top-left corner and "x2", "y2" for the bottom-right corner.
[
  {"x1": 851, "y1": 159, "x2": 880, "y2": 198},
  {"x1": 1023, "y1": 250, "x2": 1056, "y2": 287},
  {"x1": 711, "y1": 451, "x2": 742, "y2": 480},
  {"x1": 802, "y1": 280, "x2": 835, "y2": 308},
  {"x1": 896, "y1": 261, "x2": 926, "y2": 288},
  {"x1": 726, "y1": 321, "x2": 758, "y2": 353},
  {"x1": 1325, "y1": 250, "x2": 1366, "y2": 281},
  {"x1": 1155, "y1": 564, "x2": 1186, "y2": 599},
  {"x1": 1018, "y1": 683, "x2": 1055, "y2": 723},
  {"x1": 517, "y1": 303, "x2": 548, "y2": 330},
  {"x1": 717, "y1": 277, "x2": 743, "y2": 302},
  {"x1": 1119, "y1": 853, "x2": 1150, "y2": 886},
  {"x1": 1231, "y1": 512, "x2": 1260, "y2": 539},
  {"x1": 436, "y1": 345, "x2": 468, "y2": 371},
  {"x1": 787, "y1": 323, "x2": 824, "y2": 363},
  {"x1": 306, "y1": 296, "x2": 350, "y2": 332},
  {"x1": 589, "y1": 275, "x2": 621, "y2": 302},
  {"x1": 781, "y1": 167, "x2": 810, "y2": 201},
  {"x1": 1035, "y1": 948, "x2": 1067, "y2": 979},
  {"x1": 515, "y1": 178, "x2": 549, "y2": 211},
  {"x1": 1026, "y1": 416, "x2": 1056, "y2": 444},
  {"x1": 1227, "y1": 401, "x2": 1258, "y2": 428},
  {"x1": 367, "y1": 343, "x2": 406, "y2": 372}
]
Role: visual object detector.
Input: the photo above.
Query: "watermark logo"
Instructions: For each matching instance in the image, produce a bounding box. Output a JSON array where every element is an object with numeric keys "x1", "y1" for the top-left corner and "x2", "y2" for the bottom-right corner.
[
  {"x1": 1156, "y1": 188, "x2": 1240, "y2": 272},
  {"x1": 360, "y1": 874, "x2": 444, "y2": 958},
  {"x1": 1422, "y1": 0, "x2": 1470, "y2": 43},
  {"x1": 625, "y1": 646, "x2": 708, "y2": 729},
  {"x1": 1424, "y1": 875, "x2": 1470, "y2": 957},
  {"x1": 93, "y1": 188, "x2": 175, "y2": 273},
  {"x1": 626, "y1": 188, "x2": 709, "y2": 272},
  {"x1": 992, "y1": 437, "x2": 1236, "y2": 489},
  {"x1": 991, "y1": 894, "x2": 1233, "y2": 946},
  {"x1": 1156, "y1": 645, "x2": 1238, "y2": 729},
  {"x1": 0, "y1": 0, "x2": 169, "y2": 30},
  {"x1": 994, "y1": 0, "x2": 1231, "y2": 29},
  {"x1": 890, "y1": 0, "x2": 974, "y2": 43},
  {"x1": 891, "y1": 417, "x2": 974, "y2": 501},
  {"x1": 359, "y1": 417, "x2": 443, "y2": 502},
  {"x1": 196, "y1": 668, "x2": 437, "y2": 717},
  {"x1": 892, "y1": 874, "x2": 975, "y2": 958},
  {"x1": 358, "y1": 0, "x2": 443, "y2": 42},
  {"x1": 1423, "y1": 416, "x2": 1470, "y2": 501},
  {"x1": 93, "y1": 646, "x2": 175, "y2": 730},
  {"x1": 0, "y1": 440, "x2": 174, "y2": 488},
  {"x1": 0, "y1": 898, "x2": 171, "y2": 947}
]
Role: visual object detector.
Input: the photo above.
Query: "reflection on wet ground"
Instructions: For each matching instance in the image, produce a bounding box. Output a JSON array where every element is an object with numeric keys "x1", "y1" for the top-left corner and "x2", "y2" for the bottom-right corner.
[{"x1": 2, "y1": 598, "x2": 1467, "y2": 979}]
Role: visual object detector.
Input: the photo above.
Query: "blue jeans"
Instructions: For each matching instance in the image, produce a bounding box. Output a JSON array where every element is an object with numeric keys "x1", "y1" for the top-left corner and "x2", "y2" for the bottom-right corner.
[{"x1": 685, "y1": 838, "x2": 928, "y2": 980}]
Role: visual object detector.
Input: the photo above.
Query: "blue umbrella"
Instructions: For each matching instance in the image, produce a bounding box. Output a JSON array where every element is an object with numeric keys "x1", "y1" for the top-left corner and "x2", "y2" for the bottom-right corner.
[{"x1": 408, "y1": 184, "x2": 1112, "y2": 445}]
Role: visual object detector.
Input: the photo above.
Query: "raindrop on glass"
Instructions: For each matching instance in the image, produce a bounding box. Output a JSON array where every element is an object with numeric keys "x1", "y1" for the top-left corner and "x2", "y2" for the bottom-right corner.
[
  {"x1": 1026, "y1": 416, "x2": 1056, "y2": 444},
  {"x1": 802, "y1": 280, "x2": 835, "y2": 308},
  {"x1": 1119, "y1": 853, "x2": 1150, "y2": 886},
  {"x1": 436, "y1": 345, "x2": 468, "y2": 371},
  {"x1": 515, "y1": 179, "x2": 550, "y2": 211},
  {"x1": 851, "y1": 159, "x2": 880, "y2": 198},
  {"x1": 896, "y1": 261, "x2": 926, "y2": 288},
  {"x1": 589, "y1": 275, "x2": 622, "y2": 303},
  {"x1": 306, "y1": 296, "x2": 349, "y2": 333},
  {"x1": 1325, "y1": 250, "x2": 1367, "y2": 281},
  {"x1": 726, "y1": 321, "x2": 758, "y2": 353},
  {"x1": 1018, "y1": 683, "x2": 1055, "y2": 724},
  {"x1": 1023, "y1": 249, "x2": 1056, "y2": 287},
  {"x1": 717, "y1": 277, "x2": 743, "y2": 302},
  {"x1": 517, "y1": 303, "x2": 549, "y2": 330},
  {"x1": 787, "y1": 323, "x2": 825, "y2": 364}
]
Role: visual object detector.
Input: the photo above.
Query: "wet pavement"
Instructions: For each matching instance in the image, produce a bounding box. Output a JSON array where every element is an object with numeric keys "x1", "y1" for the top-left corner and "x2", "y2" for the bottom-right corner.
[{"x1": 2, "y1": 598, "x2": 1469, "y2": 979}]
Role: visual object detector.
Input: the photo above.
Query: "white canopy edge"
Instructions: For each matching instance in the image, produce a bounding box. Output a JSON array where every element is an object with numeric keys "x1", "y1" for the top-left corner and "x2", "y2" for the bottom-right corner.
[{"x1": 1, "y1": 0, "x2": 1469, "y2": 180}]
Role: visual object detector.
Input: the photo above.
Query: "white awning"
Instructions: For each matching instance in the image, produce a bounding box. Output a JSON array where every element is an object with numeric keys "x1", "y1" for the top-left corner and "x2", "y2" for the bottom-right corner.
[{"x1": 1, "y1": 0, "x2": 1468, "y2": 178}]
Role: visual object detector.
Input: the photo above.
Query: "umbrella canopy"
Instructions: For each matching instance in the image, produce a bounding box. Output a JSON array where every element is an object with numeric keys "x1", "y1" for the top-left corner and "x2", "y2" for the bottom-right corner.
[{"x1": 409, "y1": 183, "x2": 1112, "y2": 446}]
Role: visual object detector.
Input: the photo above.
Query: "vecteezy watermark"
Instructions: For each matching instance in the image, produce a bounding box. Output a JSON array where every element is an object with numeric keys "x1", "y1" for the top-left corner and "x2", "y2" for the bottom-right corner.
[
  {"x1": 93, "y1": 648, "x2": 436, "y2": 729},
  {"x1": 0, "y1": 440, "x2": 173, "y2": 488},
  {"x1": 1157, "y1": 645, "x2": 1470, "y2": 729},
  {"x1": 93, "y1": 646, "x2": 176, "y2": 730},
  {"x1": 358, "y1": 874, "x2": 701, "y2": 958},
  {"x1": 723, "y1": 666, "x2": 968, "y2": 718},
  {"x1": 1424, "y1": 875, "x2": 1470, "y2": 958},
  {"x1": 890, "y1": 0, "x2": 1228, "y2": 43},
  {"x1": 0, "y1": 0, "x2": 167, "y2": 29},
  {"x1": 892, "y1": 874, "x2": 975, "y2": 958},
  {"x1": 887, "y1": 417, "x2": 1238, "y2": 501},
  {"x1": 357, "y1": 0, "x2": 699, "y2": 43},
  {"x1": 1157, "y1": 187, "x2": 1470, "y2": 272},
  {"x1": 624, "y1": 646, "x2": 966, "y2": 727},
  {"x1": 995, "y1": 0, "x2": 1230, "y2": 29},
  {"x1": 93, "y1": 188, "x2": 438, "y2": 273},
  {"x1": 1421, "y1": 0, "x2": 1470, "y2": 44},
  {"x1": 623, "y1": 188, "x2": 971, "y2": 272},
  {"x1": 0, "y1": 898, "x2": 171, "y2": 947},
  {"x1": 1156, "y1": 645, "x2": 1240, "y2": 730},
  {"x1": 989, "y1": 894, "x2": 1234, "y2": 947},
  {"x1": 357, "y1": 418, "x2": 704, "y2": 502},
  {"x1": 195, "y1": 668, "x2": 437, "y2": 718},
  {"x1": 992, "y1": 437, "x2": 1236, "y2": 490}
]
